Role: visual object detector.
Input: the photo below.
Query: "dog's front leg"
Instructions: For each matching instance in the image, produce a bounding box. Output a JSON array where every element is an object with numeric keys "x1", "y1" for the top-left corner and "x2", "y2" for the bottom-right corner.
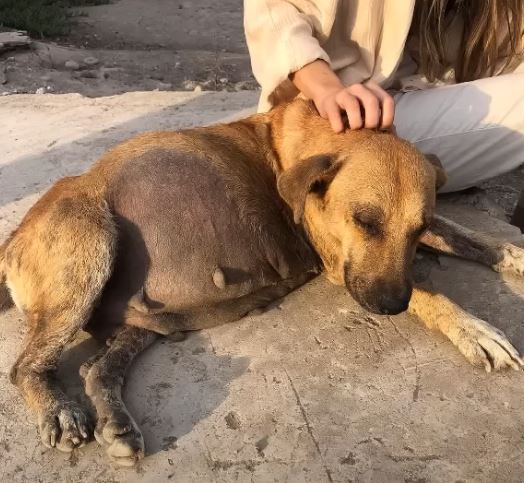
[
  {"x1": 408, "y1": 287, "x2": 523, "y2": 372},
  {"x1": 420, "y1": 214, "x2": 524, "y2": 275}
]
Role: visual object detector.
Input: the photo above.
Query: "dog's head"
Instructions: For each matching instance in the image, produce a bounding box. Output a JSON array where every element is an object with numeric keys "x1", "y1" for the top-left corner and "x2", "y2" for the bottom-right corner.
[{"x1": 277, "y1": 131, "x2": 446, "y2": 315}]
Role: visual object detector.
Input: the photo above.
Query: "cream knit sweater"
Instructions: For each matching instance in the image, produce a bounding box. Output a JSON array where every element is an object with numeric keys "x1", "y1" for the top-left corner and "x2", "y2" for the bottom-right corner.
[{"x1": 244, "y1": 0, "x2": 418, "y2": 112}]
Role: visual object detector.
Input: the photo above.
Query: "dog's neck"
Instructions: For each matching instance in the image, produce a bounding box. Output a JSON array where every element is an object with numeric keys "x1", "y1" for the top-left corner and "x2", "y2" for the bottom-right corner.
[{"x1": 249, "y1": 100, "x2": 346, "y2": 281}]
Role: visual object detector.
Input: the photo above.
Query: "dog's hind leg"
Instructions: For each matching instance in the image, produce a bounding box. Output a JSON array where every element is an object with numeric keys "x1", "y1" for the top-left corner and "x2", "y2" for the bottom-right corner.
[
  {"x1": 408, "y1": 286, "x2": 524, "y2": 372},
  {"x1": 82, "y1": 325, "x2": 157, "y2": 466},
  {"x1": 5, "y1": 188, "x2": 117, "y2": 452},
  {"x1": 421, "y1": 214, "x2": 524, "y2": 275}
]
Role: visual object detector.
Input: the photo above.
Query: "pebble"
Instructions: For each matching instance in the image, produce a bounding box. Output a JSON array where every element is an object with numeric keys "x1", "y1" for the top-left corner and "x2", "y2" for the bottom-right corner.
[
  {"x1": 65, "y1": 60, "x2": 80, "y2": 70},
  {"x1": 182, "y1": 79, "x2": 197, "y2": 90},
  {"x1": 234, "y1": 80, "x2": 256, "y2": 91},
  {"x1": 35, "y1": 87, "x2": 45, "y2": 94},
  {"x1": 219, "y1": 77, "x2": 228, "y2": 84},
  {"x1": 224, "y1": 411, "x2": 241, "y2": 430},
  {"x1": 83, "y1": 56, "x2": 99, "y2": 66},
  {"x1": 156, "y1": 82, "x2": 173, "y2": 90}
]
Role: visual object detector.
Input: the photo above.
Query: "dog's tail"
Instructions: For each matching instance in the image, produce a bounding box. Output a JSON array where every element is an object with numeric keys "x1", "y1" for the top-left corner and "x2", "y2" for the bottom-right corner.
[{"x1": 0, "y1": 242, "x2": 13, "y2": 312}]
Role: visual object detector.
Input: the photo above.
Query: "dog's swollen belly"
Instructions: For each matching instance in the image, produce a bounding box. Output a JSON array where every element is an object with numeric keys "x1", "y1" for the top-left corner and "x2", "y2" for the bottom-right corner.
[{"x1": 86, "y1": 137, "x2": 320, "y2": 338}]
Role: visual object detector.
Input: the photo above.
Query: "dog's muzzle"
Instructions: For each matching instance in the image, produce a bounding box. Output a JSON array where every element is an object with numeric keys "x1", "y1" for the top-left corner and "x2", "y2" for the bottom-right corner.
[{"x1": 344, "y1": 263, "x2": 412, "y2": 315}]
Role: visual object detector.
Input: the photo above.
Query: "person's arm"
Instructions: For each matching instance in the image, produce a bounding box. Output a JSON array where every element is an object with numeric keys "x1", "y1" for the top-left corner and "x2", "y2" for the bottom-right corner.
[
  {"x1": 244, "y1": 0, "x2": 395, "y2": 132},
  {"x1": 244, "y1": 1, "x2": 331, "y2": 106},
  {"x1": 291, "y1": 60, "x2": 395, "y2": 132}
]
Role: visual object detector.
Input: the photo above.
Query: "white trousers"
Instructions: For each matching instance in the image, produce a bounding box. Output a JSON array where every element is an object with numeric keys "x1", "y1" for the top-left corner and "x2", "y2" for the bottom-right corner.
[{"x1": 394, "y1": 65, "x2": 524, "y2": 193}]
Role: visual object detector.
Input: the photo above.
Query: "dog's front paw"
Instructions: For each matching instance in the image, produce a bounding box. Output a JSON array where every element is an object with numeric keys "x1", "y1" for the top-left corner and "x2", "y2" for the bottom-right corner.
[
  {"x1": 38, "y1": 402, "x2": 92, "y2": 452},
  {"x1": 452, "y1": 316, "x2": 523, "y2": 372},
  {"x1": 493, "y1": 243, "x2": 524, "y2": 276},
  {"x1": 95, "y1": 412, "x2": 144, "y2": 467}
]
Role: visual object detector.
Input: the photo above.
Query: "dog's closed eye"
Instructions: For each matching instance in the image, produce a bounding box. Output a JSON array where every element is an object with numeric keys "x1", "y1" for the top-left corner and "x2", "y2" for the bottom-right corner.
[{"x1": 352, "y1": 208, "x2": 384, "y2": 237}]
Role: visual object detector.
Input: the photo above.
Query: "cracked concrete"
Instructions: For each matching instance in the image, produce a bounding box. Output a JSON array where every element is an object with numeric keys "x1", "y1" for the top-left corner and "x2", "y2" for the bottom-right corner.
[{"x1": 1, "y1": 91, "x2": 524, "y2": 482}]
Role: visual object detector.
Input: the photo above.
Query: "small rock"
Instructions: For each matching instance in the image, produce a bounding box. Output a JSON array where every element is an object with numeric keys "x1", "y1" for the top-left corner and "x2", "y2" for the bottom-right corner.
[
  {"x1": 224, "y1": 411, "x2": 241, "y2": 430},
  {"x1": 182, "y1": 79, "x2": 197, "y2": 90},
  {"x1": 83, "y1": 56, "x2": 99, "y2": 66},
  {"x1": 193, "y1": 85, "x2": 202, "y2": 93},
  {"x1": 64, "y1": 60, "x2": 80, "y2": 70},
  {"x1": 35, "y1": 87, "x2": 45, "y2": 94},
  {"x1": 219, "y1": 77, "x2": 228, "y2": 84},
  {"x1": 234, "y1": 82, "x2": 246, "y2": 91},
  {"x1": 156, "y1": 81, "x2": 173, "y2": 91},
  {"x1": 174, "y1": 61, "x2": 181, "y2": 68},
  {"x1": 255, "y1": 435, "x2": 269, "y2": 455},
  {"x1": 340, "y1": 452, "x2": 357, "y2": 465},
  {"x1": 6, "y1": 56, "x2": 15, "y2": 62},
  {"x1": 201, "y1": 79, "x2": 215, "y2": 89}
]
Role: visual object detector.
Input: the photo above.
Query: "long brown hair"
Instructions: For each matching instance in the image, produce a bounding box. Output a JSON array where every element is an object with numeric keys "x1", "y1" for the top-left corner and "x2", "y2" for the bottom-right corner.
[{"x1": 413, "y1": 0, "x2": 524, "y2": 82}]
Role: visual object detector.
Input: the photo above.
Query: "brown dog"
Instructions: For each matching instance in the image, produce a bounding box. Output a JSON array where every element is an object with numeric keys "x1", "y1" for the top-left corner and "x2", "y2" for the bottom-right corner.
[{"x1": 0, "y1": 99, "x2": 522, "y2": 466}]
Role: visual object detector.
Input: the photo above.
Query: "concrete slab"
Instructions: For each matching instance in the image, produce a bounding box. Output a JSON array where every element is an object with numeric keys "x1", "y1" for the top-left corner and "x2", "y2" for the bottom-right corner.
[{"x1": 1, "y1": 92, "x2": 523, "y2": 483}]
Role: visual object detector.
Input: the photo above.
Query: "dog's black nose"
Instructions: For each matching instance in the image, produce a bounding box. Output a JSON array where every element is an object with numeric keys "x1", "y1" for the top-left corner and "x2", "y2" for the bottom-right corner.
[{"x1": 375, "y1": 287, "x2": 411, "y2": 315}]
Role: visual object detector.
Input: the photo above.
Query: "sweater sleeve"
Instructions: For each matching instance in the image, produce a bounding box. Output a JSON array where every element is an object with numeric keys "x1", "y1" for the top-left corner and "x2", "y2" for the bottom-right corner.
[{"x1": 244, "y1": 0, "x2": 331, "y2": 110}]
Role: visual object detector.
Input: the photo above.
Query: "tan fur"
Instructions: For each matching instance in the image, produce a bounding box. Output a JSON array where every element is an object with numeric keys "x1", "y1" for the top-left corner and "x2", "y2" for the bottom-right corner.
[{"x1": 0, "y1": 98, "x2": 522, "y2": 466}]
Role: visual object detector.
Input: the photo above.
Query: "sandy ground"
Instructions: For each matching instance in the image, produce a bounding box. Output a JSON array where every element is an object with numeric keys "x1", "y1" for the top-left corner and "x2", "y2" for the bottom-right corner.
[{"x1": 1, "y1": 91, "x2": 524, "y2": 483}]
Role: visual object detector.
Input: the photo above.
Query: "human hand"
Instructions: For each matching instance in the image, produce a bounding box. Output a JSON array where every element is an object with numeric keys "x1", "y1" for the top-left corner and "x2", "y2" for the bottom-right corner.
[{"x1": 313, "y1": 81, "x2": 395, "y2": 133}]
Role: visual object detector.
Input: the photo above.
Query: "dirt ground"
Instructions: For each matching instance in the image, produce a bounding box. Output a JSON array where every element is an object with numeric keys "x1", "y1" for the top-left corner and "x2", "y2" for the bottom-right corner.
[
  {"x1": 1, "y1": 90, "x2": 524, "y2": 483},
  {"x1": 0, "y1": 0, "x2": 255, "y2": 97}
]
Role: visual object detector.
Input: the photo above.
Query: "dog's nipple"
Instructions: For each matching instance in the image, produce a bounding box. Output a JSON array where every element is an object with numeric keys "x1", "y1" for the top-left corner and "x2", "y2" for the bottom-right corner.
[{"x1": 212, "y1": 267, "x2": 227, "y2": 290}]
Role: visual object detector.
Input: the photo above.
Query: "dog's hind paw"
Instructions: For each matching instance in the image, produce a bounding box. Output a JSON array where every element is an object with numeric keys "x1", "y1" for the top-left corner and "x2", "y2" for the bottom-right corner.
[
  {"x1": 95, "y1": 413, "x2": 145, "y2": 467},
  {"x1": 452, "y1": 315, "x2": 524, "y2": 372},
  {"x1": 39, "y1": 402, "x2": 92, "y2": 452}
]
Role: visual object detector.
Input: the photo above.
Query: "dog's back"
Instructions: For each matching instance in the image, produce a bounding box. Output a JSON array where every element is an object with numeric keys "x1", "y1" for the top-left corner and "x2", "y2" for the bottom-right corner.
[{"x1": 1, "y1": 119, "x2": 320, "y2": 339}]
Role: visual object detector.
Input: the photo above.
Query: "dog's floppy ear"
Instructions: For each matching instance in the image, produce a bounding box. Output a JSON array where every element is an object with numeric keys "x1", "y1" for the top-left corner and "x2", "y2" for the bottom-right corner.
[
  {"x1": 425, "y1": 153, "x2": 447, "y2": 190},
  {"x1": 277, "y1": 154, "x2": 340, "y2": 224}
]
